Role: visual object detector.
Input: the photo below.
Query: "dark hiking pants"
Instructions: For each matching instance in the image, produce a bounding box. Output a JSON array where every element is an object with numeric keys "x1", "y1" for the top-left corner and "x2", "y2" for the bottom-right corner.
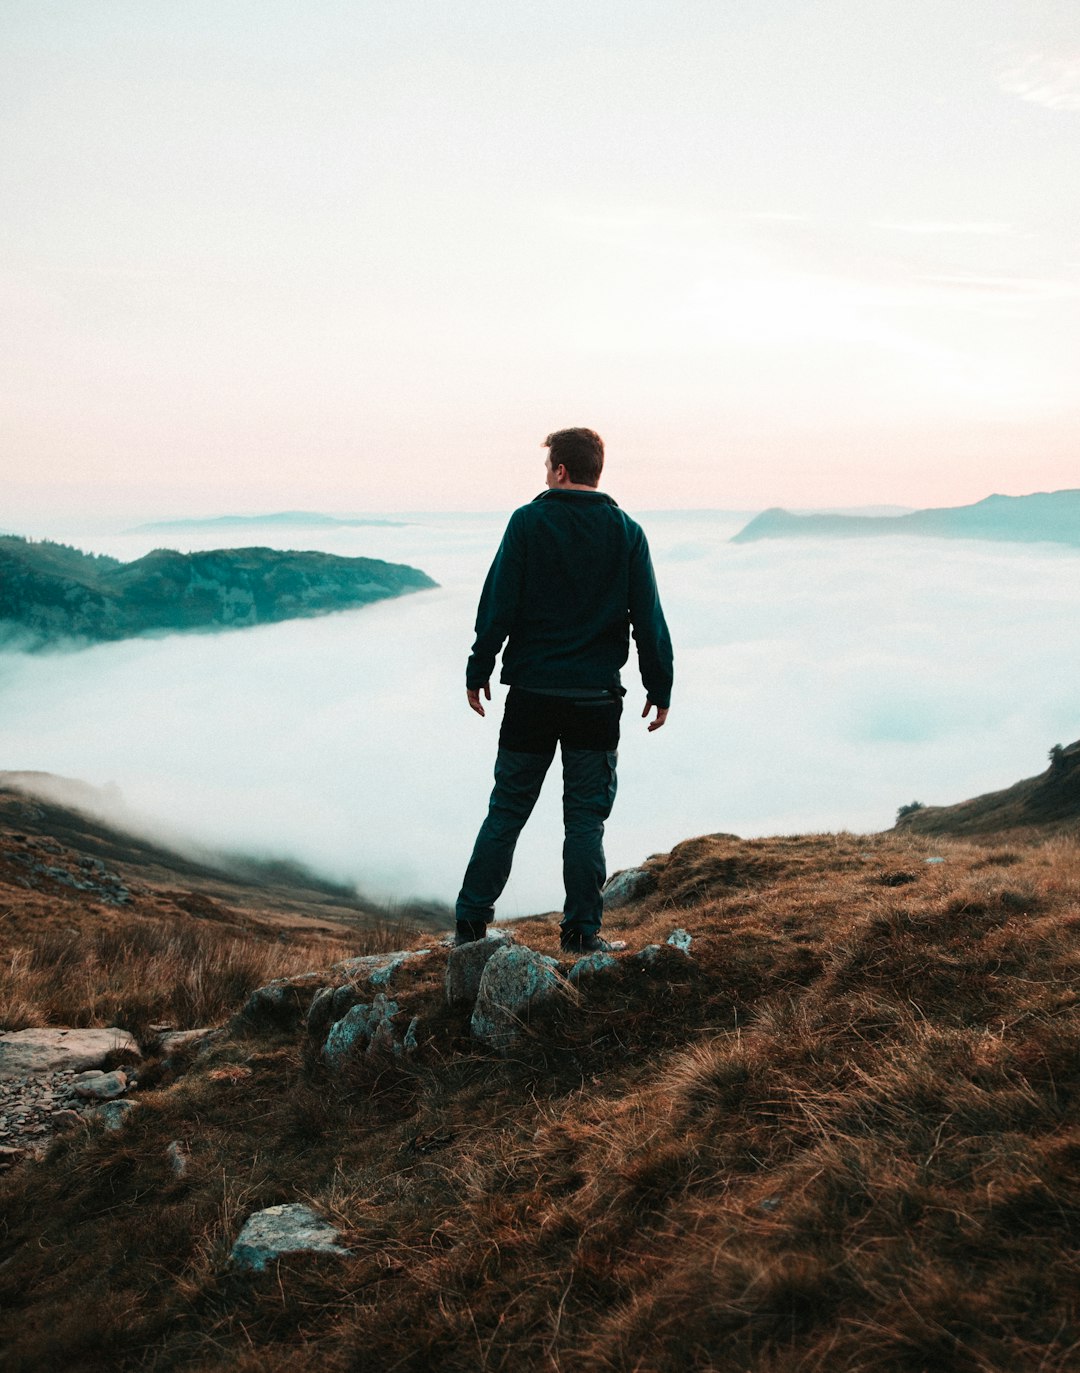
[{"x1": 455, "y1": 687, "x2": 622, "y2": 938}]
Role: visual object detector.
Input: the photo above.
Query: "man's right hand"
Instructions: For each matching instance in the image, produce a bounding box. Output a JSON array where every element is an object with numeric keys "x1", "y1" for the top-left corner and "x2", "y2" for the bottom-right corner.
[
  {"x1": 642, "y1": 699, "x2": 669, "y2": 732},
  {"x1": 467, "y1": 682, "x2": 491, "y2": 717}
]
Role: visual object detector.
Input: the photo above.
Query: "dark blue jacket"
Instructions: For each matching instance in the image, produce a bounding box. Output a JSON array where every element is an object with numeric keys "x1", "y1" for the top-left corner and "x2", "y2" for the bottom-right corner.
[{"x1": 465, "y1": 489, "x2": 673, "y2": 708}]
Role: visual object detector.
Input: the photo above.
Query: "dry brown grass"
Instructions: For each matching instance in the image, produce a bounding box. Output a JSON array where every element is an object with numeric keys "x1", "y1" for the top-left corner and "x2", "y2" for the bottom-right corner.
[
  {"x1": 3, "y1": 828, "x2": 1080, "y2": 1371},
  {"x1": 0, "y1": 909, "x2": 420, "y2": 1038}
]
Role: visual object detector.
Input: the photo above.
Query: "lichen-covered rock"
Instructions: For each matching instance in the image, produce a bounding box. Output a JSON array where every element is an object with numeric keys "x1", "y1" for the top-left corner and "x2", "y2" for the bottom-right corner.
[
  {"x1": 322, "y1": 993, "x2": 402, "y2": 1068},
  {"x1": 92, "y1": 1099, "x2": 137, "y2": 1130},
  {"x1": 471, "y1": 945, "x2": 563, "y2": 1052},
  {"x1": 306, "y1": 986, "x2": 335, "y2": 1038},
  {"x1": 568, "y1": 950, "x2": 618, "y2": 983},
  {"x1": 445, "y1": 932, "x2": 512, "y2": 1006},
  {"x1": 238, "y1": 974, "x2": 324, "y2": 1031},
  {"x1": 602, "y1": 866, "x2": 657, "y2": 910},
  {"x1": 230, "y1": 1203, "x2": 352, "y2": 1272},
  {"x1": 306, "y1": 985, "x2": 360, "y2": 1041},
  {"x1": 0, "y1": 1026, "x2": 141, "y2": 1079},
  {"x1": 638, "y1": 934, "x2": 692, "y2": 967},
  {"x1": 331, "y1": 984, "x2": 361, "y2": 1019},
  {"x1": 331, "y1": 949, "x2": 431, "y2": 986}
]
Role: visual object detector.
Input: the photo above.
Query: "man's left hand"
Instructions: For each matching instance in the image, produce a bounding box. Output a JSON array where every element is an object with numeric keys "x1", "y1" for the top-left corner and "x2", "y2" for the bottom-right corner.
[{"x1": 642, "y1": 699, "x2": 669, "y2": 732}]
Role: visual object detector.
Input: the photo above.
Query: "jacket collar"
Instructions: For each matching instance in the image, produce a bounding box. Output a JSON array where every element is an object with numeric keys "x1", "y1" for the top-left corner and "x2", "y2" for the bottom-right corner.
[{"x1": 534, "y1": 488, "x2": 618, "y2": 507}]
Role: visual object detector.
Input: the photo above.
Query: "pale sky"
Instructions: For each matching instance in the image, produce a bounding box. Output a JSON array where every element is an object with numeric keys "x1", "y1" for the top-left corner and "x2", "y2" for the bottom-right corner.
[{"x1": 2, "y1": 0, "x2": 1078, "y2": 522}]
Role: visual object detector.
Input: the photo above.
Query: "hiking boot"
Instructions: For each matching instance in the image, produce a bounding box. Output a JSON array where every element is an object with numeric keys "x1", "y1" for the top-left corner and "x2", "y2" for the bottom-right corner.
[
  {"x1": 454, "y1": 920, "x2": 487, "y2": 946},
  {"x1": 559, "y1": 929, "x2": 611, "y2": 955}
]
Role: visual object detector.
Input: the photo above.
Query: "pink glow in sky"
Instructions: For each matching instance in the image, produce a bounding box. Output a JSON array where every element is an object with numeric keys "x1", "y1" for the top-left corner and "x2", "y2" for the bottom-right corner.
[{"x1": 2, "y1": 0, "x2": 1078, "y2": 524}]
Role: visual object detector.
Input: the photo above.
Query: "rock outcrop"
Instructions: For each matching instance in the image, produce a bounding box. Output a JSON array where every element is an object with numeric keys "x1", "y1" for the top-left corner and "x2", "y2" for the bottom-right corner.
[{"x1": 322, "y1": 993, "x2": 418, "y2": 1068}]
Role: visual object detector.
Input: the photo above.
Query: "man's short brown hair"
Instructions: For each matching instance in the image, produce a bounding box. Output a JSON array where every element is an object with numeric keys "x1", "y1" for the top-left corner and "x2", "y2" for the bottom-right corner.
[{"x1": 544, "y1": 428, "x2": 604, "y2": 486}]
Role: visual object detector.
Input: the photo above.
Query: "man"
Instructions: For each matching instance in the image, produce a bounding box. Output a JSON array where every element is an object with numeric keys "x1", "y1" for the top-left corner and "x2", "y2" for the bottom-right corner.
[{"x1": 455, "y1": 427, "x2": 673, "y2": 954}]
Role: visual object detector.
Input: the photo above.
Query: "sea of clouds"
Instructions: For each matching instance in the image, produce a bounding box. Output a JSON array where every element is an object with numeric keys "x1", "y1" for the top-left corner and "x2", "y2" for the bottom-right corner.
[{"x1": 2, "y1": 510, "x2": 1078, "y2": 917}]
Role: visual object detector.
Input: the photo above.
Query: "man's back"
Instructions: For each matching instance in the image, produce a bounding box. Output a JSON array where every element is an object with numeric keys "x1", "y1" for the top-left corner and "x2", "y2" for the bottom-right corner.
[{"x1": 466, "y1": 488, "x2": 672, "y2": 705}]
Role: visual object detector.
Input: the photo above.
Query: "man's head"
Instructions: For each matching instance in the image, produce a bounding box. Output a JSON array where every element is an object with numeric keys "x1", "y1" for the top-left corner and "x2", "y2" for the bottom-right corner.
[{"x1": 543, "y1": 428, "x2": 604, "y2": 488}]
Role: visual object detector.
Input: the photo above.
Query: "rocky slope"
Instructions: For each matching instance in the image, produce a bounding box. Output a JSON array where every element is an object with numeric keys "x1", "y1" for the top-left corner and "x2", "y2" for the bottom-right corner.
[
  {"x1": 732, "y1": 488, "x2": 1080, "y2": 546},
  {"x1": 0, "y1": 535, "x2": 436, "y2": 647},
  {"x1": 0, "y1": 770, "x2": 425, "y2": 938}
]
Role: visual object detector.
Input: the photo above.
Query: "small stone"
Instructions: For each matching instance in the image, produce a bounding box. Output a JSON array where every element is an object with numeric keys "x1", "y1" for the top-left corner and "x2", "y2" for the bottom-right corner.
[
  {"x1": 51, "y1": 1110, "x2": 84, "y2": 1132},
  {"x1": 568, "y1": 950, "x2": 618, "y2": 982},
  {"x1": 666, "y1": 928, "x2": 692, "y2": 954},
  {"x1": 638, "y1": 944, "x2": 662, "y2": 966},
  {"x1": 93, "y1": 1099, "x2": 137, "y2": 1130},
  {"x1": 230, "y1": 1202, "x2": 352, "y2": 1273},
  {"x1": 165, "y1": 1140, "x2": 190, "y2": 1179},
  {"x1": 75, "y1": 1070, "x2": 128, "y2": 1101}
]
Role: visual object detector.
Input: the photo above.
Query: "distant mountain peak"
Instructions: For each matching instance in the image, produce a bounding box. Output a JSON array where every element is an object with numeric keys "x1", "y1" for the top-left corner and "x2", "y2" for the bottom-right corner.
[{"x1": 732, "y1": 488, "x2": 1080, "y2": 547}]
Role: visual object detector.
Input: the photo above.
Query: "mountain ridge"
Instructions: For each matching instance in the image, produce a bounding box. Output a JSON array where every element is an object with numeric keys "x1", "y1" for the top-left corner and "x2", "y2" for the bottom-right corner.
[
  {"x1": 732, "y1": 487, "x2": 1080, "y2": 546},
  {"x1": 0, "y1": 535, "x2": 436, "y2": 649},
  {"x1": 895, "y1": 737, "x2": 1080, "y2": 836}
]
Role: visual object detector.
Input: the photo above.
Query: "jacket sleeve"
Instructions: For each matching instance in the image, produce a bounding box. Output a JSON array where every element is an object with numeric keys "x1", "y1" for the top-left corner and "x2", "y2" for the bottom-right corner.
[
  {"x1": 628, "y1": 529, "x2": 673, "y2": 708},
  {"x1": 465, "y1": 513, "x2": 526, "y2": 690}
]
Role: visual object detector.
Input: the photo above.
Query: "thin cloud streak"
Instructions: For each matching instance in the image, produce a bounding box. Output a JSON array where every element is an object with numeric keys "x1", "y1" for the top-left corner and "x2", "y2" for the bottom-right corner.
[
  {"x1": 999, "y1": 52, "x2": 1080, "y2": 111},
  {"x1": 872, "y1": 221, "x2": 1017, "y2": 236}
]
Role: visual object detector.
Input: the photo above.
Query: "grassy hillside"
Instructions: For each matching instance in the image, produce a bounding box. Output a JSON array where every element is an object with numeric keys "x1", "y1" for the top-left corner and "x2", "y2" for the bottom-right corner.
[
  {"x1": 0, "y1": 773, "x2": 445, "y2": 1031},
  {"x1": 0, "y1": 535, "x2": 436, "y2": 647},
  {"x1": 897, "y1": 738, "x2": 1080, "y2": 837},
  {"x1": 3, "y1": 822, "x2": 1080, "y2": 1371}
]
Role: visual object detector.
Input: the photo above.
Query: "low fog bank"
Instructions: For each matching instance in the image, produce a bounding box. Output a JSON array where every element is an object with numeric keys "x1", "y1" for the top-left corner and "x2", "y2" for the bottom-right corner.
[{"x1": 1, "y1": 510, "x2": 1078, "y2": 917}]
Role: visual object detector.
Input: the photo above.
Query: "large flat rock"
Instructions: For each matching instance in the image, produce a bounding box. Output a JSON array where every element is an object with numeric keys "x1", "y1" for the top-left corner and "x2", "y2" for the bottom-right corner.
[{"x1": 0, "y1": 1027, "x2": 141, "y2": 1079}]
